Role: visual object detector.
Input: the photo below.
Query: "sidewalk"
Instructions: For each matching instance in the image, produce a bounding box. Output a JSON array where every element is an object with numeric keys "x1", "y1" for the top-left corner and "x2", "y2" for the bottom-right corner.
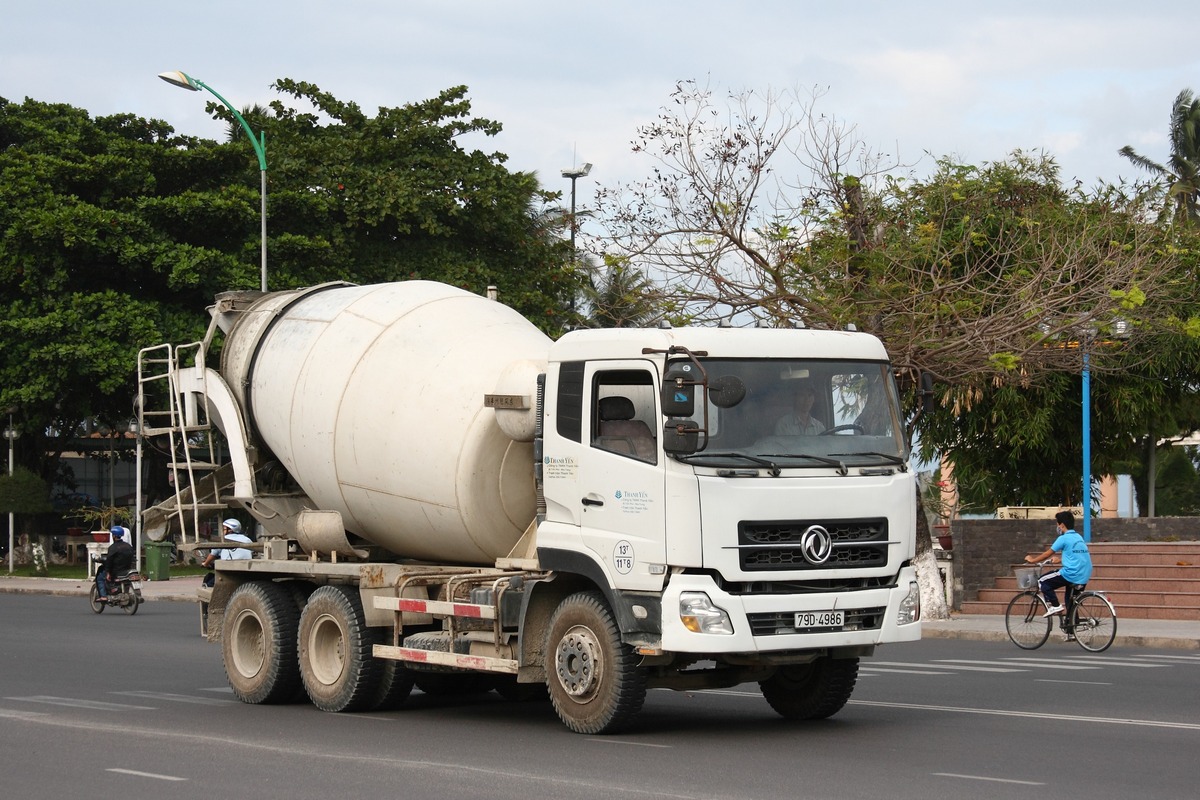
[
  {"x1": 921, "y1": 613, "x2": 1200, "y2": 651},
  {"x1": 0, "y1": 574, "x2": 205, "y2": 603},
  {"x1": 1, "y1": 574, "x2": 1197, "y2": 650}
]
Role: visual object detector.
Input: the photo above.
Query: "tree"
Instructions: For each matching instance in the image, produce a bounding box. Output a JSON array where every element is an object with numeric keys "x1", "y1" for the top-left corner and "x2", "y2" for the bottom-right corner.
[
  {"x1": 594, "y1": 81, "x2": 1200, "y2": 616},
  {"x1": 0, "y1": 85, "x2": 577, "y2": 495},
  {"x1": 579, "y1": 256, "x2": 663, "y2": 328},
  {"x1": 1119, "y1": 88, "x2": 1200, "y2": 226}
]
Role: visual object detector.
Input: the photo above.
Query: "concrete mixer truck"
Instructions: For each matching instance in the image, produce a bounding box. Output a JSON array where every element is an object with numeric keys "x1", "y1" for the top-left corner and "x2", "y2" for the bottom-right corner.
[{"x1": 136, "y1": 280, "x2": 921, "y2": 734}]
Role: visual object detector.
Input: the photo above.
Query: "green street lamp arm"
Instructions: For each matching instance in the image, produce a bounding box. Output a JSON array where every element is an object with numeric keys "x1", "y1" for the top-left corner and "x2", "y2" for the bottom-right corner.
[
  {"x1": 159, "y1": 70, "x2": 269, "y2": 293},
  {"x1": 157, "y1": 71, "x2": 266, "y2": 170}
]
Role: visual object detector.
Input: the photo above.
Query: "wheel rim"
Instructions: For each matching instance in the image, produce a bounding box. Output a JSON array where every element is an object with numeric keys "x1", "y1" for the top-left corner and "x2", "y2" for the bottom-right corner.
[
  {"x1": 1006, "y1": 593, "x2": 1050, "y2": 649},
  {"x1": 554, "y1": 624, "x2": 603, "y2": 701},
  {"x1": 229, "y1": 608, "x2": 266, "y2": 679},
  {"x1": 307, "y1": 612, "x2": 346, "y2": 686}
]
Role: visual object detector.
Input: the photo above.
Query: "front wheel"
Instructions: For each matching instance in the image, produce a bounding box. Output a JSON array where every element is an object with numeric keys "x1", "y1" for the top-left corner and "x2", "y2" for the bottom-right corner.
[
  {"x1": 1071, "y1": 593, "x2": 1117, "y2": 652},
  {"x1": 1005, "y1": 591, "x2": 1051, "y2": 649},
  {"x1": 545, "y1": 591, "x2": 646, "y2": 735},
  {"x1": 759, "y1": 656, "x2": 859, "y2": 720},
  {"x1": 89, "y1": 583, "x2": 105, "y2": 614}
]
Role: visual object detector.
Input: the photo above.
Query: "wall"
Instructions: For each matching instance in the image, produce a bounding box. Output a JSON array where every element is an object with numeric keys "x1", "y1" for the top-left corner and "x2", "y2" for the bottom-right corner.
[{"x1": 946, "y1": 517, "x2": 1200, "y2": 610}]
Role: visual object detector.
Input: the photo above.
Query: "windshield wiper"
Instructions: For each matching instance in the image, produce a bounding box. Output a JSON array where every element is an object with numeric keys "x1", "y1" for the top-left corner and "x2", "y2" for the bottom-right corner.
[
  {"x1": 759, "y1": 453, "x2": 848, "y2": 476},
  {"x1": 830, "y1": 451, "x2": 908, "y2": 470},
  {"x1": 677, "y1": 452, "x2": 782, "y2": 477}
]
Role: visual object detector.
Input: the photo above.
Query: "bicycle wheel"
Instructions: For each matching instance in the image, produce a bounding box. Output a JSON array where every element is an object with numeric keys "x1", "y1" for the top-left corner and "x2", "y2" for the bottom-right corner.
[
  {"x1": 1005, "y1": 591, "x2": 1051, "y2": 649},
  {"x1": 1071, "y1": 593, "x2": 1117, "y2": 652}
]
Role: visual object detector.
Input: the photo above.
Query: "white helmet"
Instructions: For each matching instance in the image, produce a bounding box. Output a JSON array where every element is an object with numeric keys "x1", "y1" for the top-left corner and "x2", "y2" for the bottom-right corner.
[{"x1": 222, "y1": 518, "x2": 243, "y2": 534}]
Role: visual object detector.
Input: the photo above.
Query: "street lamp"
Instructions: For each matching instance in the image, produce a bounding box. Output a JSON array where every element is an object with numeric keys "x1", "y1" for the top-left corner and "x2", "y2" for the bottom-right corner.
[
  {"x1": 158, "y1": 70, "x2": 268, "y2": 293},
  {"x1": 4, "y1": 414, "x2": 19, "y2": 574},
  {"x1": 561, "y1": 162, "x2": 592, "y2": 313}
]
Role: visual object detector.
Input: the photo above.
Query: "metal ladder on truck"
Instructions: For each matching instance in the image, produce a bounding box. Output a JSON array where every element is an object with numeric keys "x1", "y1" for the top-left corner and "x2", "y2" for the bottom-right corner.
[{"x1": 136, "y1": 342, "x2": 231, "y2": 549}]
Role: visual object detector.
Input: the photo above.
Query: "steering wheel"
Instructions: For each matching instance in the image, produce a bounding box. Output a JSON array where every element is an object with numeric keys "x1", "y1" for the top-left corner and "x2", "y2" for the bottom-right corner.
[{"x1": 820, "y1": 424, "x2": 865, "y2": 436}]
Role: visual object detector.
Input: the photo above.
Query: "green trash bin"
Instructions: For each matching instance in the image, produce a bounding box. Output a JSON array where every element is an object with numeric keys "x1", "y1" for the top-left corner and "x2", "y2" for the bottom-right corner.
[{"x1": 143, "y1": 541, "x2": 172, "y2": 581}]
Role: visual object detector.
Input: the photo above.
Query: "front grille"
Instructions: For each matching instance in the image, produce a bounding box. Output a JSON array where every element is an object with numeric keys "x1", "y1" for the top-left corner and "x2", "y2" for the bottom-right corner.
[
  {"x1": 737, "y1": 518, "x2": 889, "y2": 571},
  {"x1": 748, "y1": 606, "x2": 886, "y2": 636}
]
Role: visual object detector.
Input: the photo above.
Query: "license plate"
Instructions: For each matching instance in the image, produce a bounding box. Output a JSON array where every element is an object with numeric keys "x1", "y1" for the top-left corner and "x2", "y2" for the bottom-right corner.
[
  {"x1": 794, "y1": 610, "x2": 844, "y2": 629},
  {"x1": 130, "y1": 582, "x2": 142, "y2": 590}
]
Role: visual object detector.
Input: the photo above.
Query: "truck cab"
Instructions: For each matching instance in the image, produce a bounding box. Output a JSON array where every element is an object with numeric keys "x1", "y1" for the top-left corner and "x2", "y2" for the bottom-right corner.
[{"x1": 535, "y1": 326, "x2": 921, "y2": 661}]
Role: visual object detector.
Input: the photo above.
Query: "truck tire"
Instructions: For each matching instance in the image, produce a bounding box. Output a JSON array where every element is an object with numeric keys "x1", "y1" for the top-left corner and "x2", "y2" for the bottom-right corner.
[
  {"x1": 298, "y1": 585, "x2": 382, "y2": 712},
  {"x1": 759, "y1": 656, "x2": 859, "y2": 720},
  {"x1": 223, "y1": 581, "x2": 303, "y2": 704},
  {"x1": 370, "y1": 659, "x2": 416, "y2": 711},
  {"x1": 545, "y1": 591, "x2": 646, "y2": 735}
]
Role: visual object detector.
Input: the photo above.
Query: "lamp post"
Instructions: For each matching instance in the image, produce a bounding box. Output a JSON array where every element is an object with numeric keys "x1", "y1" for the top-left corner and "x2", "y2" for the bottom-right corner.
[
  {"x1": 159, "y1": 70, "x2": 268, "y2": 293},
  {"x1": 4, "y1": 414, "x2": 19, "y2": 574},
  {"x1": 561, "y1": 162, "x2": 592, "y2": 313},
  {"x1": 1082, "y1": 350, "x2": 1092, "y2": 541}
]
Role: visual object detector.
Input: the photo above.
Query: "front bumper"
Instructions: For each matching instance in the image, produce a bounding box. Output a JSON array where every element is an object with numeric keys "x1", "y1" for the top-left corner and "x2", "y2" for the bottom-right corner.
[{"x1": 659, "y1": 567, "x2": 921, "y2": 654}]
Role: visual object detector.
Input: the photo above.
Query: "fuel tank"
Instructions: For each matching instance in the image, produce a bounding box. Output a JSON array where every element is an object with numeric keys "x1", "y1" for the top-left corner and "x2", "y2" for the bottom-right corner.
[{"x1": 217, "y1": 281, "x2": 550, "y2": 564}]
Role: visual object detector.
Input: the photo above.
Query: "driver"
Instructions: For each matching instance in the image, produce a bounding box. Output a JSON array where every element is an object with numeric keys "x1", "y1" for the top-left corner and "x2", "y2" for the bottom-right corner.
[
  {"x1": 774, "y1": 384, "x2": 826, "y2": 436},
  {"x1": 96, "y1": 526, "x2": 134, "y2": 603}
]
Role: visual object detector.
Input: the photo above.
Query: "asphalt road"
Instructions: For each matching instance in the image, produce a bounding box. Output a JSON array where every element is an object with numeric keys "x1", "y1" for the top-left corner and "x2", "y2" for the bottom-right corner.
[{"x1": 1, "y1": 595, "x2": 1196, "y2": 800}]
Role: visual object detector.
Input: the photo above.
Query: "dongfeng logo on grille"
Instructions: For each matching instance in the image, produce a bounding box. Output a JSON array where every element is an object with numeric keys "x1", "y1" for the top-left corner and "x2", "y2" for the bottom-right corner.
[{"x1": 800, "y1": 525, "x2": 833, "y2": 564}]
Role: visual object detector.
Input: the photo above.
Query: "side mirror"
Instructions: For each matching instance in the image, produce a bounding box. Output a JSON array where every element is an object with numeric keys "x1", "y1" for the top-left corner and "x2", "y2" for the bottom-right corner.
[
  {"x1": 662, "y1": 418, "x2": 699, "y2": 454},
  {"x1": 661, "y1": 363, "x2": 697, "y2": 417}
]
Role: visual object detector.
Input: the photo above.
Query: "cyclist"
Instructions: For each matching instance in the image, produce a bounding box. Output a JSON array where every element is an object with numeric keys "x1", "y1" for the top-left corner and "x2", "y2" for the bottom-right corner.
[{"x1": 1025, "y1": 511, "x2": 1093, "y2": 633}]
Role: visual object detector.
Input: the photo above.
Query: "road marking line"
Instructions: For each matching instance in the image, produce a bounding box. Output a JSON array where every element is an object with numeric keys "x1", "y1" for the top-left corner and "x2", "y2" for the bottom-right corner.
[
  {"x1": 859, "y1": 667, "x2": 956, "y2": 675},
  {"x1": 1130, "y1": 654, "x2": 1200, "y2": 662},
  {"x1": 1063, "y1": 657, "x2": 1168, "y2": 667},
  {"x1": 588, "y1": 739, "x2": 672, "y2": 749},
  {"x1": 6, "y1": 696, "x2": 155, "y2": 711},
  {"x1": 923, "y1": 661, "x2": 1028, "y2": 673},
  {"x1": 938, "y1": 659, "x2": 1098, "y2": 670},
  {"x1": 106, "y1": 768, "x2": 187, "y2": 782},
  {"x1": 0, "y1": 709, "x2": 47, "y2": 719},
  {"x1": 933, "y1": 772, "x2": 1044, "y2": 785},
  {"x1": 850, "y1": 700, "x2": 1200, "y2": 730},
  {"x1": 1036, "y1": 679, "x2": 1113, "y2": 685},
  {"x1": 114, "y1": 691, "x2": 237, "y2": 706}
]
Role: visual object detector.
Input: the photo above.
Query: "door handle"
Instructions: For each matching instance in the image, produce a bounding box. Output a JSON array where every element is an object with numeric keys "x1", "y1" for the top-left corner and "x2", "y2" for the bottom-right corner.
[{"x1": 581, "y1": 497, "x2": 604, "y2": 507}]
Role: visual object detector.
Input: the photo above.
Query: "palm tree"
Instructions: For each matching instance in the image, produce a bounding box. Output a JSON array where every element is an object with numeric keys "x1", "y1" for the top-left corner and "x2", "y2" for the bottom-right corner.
[
  {"x1": 581, "y1": 258, "x2": 661, "y2": 328},
  {"x1": 1119, "y1": 89, "x2": 1200, "y2": 225}
]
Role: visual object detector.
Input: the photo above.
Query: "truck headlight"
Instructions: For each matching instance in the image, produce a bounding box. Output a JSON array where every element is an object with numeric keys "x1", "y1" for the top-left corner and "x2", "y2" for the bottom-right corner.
[
  {"x1": 896, "y1": 580, "x2": 921, "y2": 625},
  {"x1": 679, "y1": 592, "x2": 734, "y2": 635}
]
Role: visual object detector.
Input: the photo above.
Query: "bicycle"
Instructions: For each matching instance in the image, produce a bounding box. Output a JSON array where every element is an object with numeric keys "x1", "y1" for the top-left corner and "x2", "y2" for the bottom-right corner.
[{"x1": 1005, "y1": 562, "x2": 1118, "y2": 652}]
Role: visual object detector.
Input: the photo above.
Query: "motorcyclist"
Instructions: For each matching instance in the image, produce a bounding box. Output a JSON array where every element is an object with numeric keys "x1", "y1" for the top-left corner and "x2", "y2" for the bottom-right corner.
[
  {"x1": 96, "y1": 526, "x2": 135, "y2": 603},
  {"x1": 201, "y1": 519, "x2": 253, "y2": 587}
]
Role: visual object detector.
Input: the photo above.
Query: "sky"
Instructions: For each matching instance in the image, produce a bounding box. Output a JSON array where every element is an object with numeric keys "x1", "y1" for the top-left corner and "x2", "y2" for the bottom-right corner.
[{"x1": 4, "y1": 1, "x2": 1197, "y2": 208}]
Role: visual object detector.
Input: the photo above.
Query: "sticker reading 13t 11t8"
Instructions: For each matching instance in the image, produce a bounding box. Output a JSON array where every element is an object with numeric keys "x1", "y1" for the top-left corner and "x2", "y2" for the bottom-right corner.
[{"x1": 613, "y1": 540, "x2": 634, "y2": 575}]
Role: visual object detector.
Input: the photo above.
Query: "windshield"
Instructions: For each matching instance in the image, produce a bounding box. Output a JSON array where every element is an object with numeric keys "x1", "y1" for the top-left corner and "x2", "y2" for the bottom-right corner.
[{"x1": 674, "y1": 358, "x2": 907, "y2": 469}]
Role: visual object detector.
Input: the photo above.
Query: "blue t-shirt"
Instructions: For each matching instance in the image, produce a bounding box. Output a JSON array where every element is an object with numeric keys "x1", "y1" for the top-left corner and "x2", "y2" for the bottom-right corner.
[{"x1": 1052, "y1": 530, "x2": 1092, "y2": 585}]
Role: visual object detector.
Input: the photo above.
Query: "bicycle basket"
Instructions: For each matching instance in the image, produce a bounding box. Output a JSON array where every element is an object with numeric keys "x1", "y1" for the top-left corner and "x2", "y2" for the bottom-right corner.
[{"x1": 1014, "y1": 567, "x2": 1040, "y2": 589}]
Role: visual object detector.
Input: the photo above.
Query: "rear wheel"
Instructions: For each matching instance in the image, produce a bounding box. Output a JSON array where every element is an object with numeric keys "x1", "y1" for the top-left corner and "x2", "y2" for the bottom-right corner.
[
  {"x1": 1072, "y1": 593, "x2": 1117, "y2": 653},
  {"x1": 370, "y1": 658, "x2": 416, "y2": 711},
  {"x1": 121, "y1": 583, "x2": 140, "y2": 616},
  {"x1": 759, "y1": 656, "x2": 859, "y2": 720},
  {"x1": 223, "y1": 581, "x2": 303, "y2": 704},
  {"x1": 1005, "y1": 591, "x2": 1051, "y2": 649},
  {"x1": 298, "y1": 585, "x2": 382, "y2": 712},
  {"x1": 545, "y1": 591, "x2": 646, "y2": 735},
  {"x1": 88, "y1": 583, "x2": 105, "y2": 614}
]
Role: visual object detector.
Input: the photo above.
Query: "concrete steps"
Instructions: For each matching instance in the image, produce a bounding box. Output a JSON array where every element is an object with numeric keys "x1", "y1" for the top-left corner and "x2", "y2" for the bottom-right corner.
[{"x1": 960, "y1": 542, "x2": 1200, "y2": 621}]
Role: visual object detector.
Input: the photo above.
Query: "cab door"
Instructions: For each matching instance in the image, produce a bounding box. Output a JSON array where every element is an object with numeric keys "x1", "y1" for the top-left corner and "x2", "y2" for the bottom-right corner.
[{"x1": 575, "y1": 360, "x2": 666, "y2": 591}]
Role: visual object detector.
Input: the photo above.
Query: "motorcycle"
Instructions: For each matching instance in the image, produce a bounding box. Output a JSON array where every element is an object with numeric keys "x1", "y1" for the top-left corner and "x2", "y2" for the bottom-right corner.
[{"x1": 89, "y1": 557, "x2": 143, "y2": 615}]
